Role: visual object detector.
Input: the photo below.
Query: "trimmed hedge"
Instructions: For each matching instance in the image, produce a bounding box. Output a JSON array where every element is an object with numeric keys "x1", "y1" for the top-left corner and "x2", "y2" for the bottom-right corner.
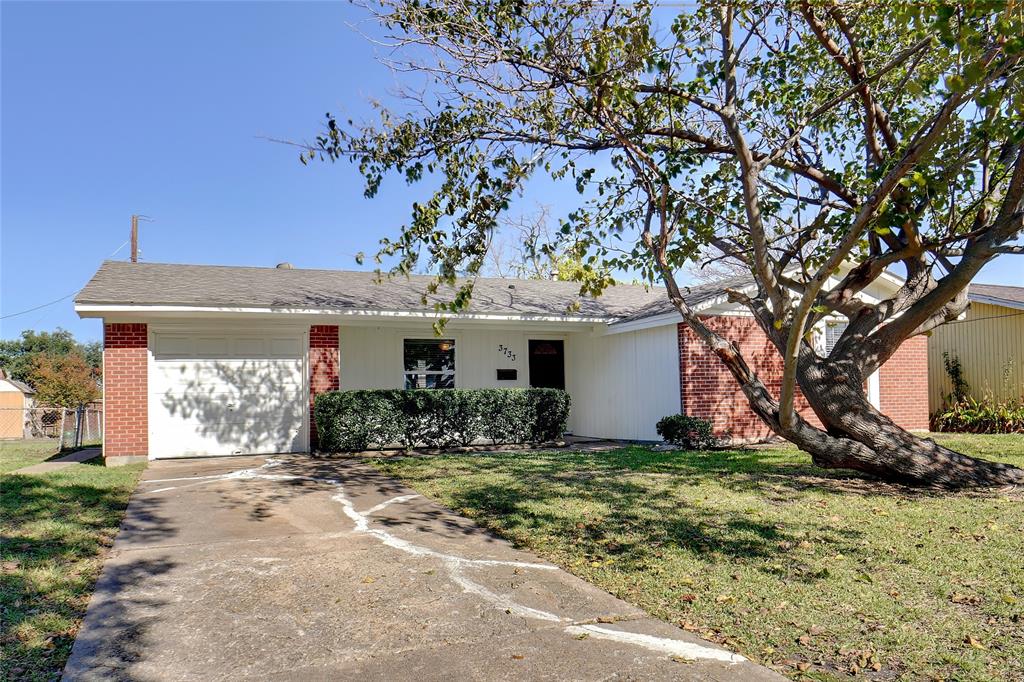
[{"x1": 314, "y1": 388, "x2": 571, "y2": 451}]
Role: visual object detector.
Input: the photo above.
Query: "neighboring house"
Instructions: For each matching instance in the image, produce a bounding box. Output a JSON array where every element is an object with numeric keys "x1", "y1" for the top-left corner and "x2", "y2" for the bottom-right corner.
[
  {"x1": 75, "y1": 261, "x2": 929, "y2": 463},
  {"x1": 0, "y1": 370, "x2": 36, "y2": 439},
  {"x1": 927, "y1": 283, "x2": 1024, "y2": 413}
]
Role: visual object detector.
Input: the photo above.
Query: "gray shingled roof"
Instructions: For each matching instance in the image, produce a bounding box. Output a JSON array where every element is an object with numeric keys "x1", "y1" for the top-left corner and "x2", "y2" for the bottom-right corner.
[
  {"x1": 611, "y1": 273, "x2": 755, "y2": 324},
  {"x1": 969, "y1": 283, "x2": 1024, "y2": 309},
  {"x1": 76, "y1": 261, "x2": 742, "y2": 322}
]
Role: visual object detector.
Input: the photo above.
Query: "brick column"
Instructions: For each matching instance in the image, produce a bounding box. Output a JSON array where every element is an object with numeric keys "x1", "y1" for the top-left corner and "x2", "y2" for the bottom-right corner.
[
  {"x1": 309, "y1": 325, "x2": 340, "y2": 448},
  {"x1": 103, "y1": 323, "x2": 148, "y2": 462}
]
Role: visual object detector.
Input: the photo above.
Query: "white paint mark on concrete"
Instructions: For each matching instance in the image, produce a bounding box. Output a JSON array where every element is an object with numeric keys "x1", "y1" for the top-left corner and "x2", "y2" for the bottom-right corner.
[
  {"x1": 564, "y1": 625, "x2": 746, "y2": 663},
  {"x1": 144, "y1": 457, "x2": 745, "y2": 665},
  {"x1": 449, "y1": 571, "x2": 563, "y2": 622},
  {"x1": 332, "y1": 491, "x2": 555, "y2": 570},
  {"x1": 362, "y1": 494, "x2": 421, "y2": 516}
]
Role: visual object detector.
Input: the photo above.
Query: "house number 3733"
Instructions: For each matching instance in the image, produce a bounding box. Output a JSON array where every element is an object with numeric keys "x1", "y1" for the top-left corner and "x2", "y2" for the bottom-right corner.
[{"x1": 497, "y1": 344, "x2": 516, "y2": 361}]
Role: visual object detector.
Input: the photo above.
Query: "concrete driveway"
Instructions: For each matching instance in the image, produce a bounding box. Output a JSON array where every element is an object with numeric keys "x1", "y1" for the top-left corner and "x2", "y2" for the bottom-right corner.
[{"x1": 64, "y1": 455, "x2": 781, "y2": 681}]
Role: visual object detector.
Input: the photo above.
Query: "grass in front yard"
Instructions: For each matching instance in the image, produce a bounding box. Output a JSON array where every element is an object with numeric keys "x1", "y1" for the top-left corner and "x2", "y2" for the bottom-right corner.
[
  {"x1": 0, "y1": 440, "x2": 61, "y2": 475},
  {"x1": 373, "y1": 433, "x2": 1024, "y2": 680},
  {"x1": 0, "y1": 442, "x2": 144, "y2": 681}
]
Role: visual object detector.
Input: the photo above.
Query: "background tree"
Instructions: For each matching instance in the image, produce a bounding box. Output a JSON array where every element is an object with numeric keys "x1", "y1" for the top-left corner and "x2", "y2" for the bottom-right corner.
[
  {"x1": 302, "y1": 0, "x2": 1024, "y2": 486},
  {"x1": 0, "y1": 329, "x2": 101, "y2": 387},
  {"x1": 28, "y1": 353, "x2": 100, "y2": 408},
  {"x1": 487, "y1": 206, "x2": 609, "y2": 288}
]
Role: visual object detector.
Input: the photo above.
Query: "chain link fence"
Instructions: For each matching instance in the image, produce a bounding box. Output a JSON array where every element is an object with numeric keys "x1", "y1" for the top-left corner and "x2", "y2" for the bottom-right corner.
[{"x1": 0, "y1": 406, "x2": 103, "y2": 450}]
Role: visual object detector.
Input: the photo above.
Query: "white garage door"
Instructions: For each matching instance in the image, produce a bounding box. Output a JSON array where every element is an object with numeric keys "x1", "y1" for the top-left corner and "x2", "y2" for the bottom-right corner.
[{"x1": 150, "y1": 331, "x2": 307, "y2": 458}]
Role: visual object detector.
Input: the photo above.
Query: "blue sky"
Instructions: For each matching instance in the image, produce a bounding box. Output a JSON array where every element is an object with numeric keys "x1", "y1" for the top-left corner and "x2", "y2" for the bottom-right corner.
[{"x1": 1, "y1": 1, "x2": 1020, "y2": 343}]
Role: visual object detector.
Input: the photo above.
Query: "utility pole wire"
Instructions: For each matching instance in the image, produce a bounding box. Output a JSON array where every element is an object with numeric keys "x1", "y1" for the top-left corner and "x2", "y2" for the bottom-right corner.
[
  {"x1": 0, "y1": 293, "x2": 77, "y2": 320},
  {"x1": 1, "y1": 226, "x2": 152, "y2": 322}
]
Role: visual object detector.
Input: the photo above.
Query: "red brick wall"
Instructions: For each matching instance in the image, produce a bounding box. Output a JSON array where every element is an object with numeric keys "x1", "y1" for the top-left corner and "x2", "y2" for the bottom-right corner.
[
  {"x1": 678, "y1": 317, "x2": 822, "y2": 442},
  {"x1": 309, "y1": 325, "x2": 340, "y2": 446},
  {"x1": 878, "y1": 335, "x2": 929, "y2": 430},
  {"x1": 103, "y1": 323, "x2": 148, "y2": 459},
  {"x1": 678, "y1": 317, "x2": 930, "y2": 440}
]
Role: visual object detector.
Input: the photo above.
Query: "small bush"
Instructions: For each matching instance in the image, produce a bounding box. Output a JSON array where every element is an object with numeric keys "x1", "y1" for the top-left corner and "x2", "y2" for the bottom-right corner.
[
  {"x1": 314, "y1": 388, "x2": 571, "y2": 451},
  {"x1": 655, "y1": 414, "x2": 719, "y2": 450},
  {"x1": 931, "y1": 396, "x2": 1024, "y2": 434}
]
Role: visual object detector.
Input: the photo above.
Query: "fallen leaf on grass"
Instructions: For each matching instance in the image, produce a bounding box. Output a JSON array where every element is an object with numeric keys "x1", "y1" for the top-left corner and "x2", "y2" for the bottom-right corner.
[{"x1": 964, "y1": 634, "x2": 987, "y2": 650}]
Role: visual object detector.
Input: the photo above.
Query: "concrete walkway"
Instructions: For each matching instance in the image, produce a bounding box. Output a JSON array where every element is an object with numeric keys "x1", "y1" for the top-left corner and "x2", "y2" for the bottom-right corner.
[
  {"x1": 13, "y1": 447, "x2": 101, "y2": 475},
  {"x1": 63, "y1": 455, "x2": 781, "y2": 681}
]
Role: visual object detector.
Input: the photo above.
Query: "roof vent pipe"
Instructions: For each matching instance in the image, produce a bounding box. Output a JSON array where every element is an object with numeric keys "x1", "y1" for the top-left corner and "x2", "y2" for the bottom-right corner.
[{"x1": 276, "y1": 262, "x2": 294, "y2": 269}]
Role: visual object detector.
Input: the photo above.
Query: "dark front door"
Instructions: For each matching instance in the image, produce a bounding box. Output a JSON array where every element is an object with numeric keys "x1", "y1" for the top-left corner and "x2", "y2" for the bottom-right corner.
[{"x1": 528, "y1": 340, "x2": 565, "y2": 390}]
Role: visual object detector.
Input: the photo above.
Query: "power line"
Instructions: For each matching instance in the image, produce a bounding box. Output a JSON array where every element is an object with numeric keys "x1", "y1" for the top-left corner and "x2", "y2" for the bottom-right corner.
[
  {"x1": 1, "y1": 232, "x2": 145, "y2": 323},
  {"x1": 0, "y1": 293, "x2": 76, "y2": 320},
  {"x1": 941, "y1": 309, "x2": 1024, "y2": 326}
]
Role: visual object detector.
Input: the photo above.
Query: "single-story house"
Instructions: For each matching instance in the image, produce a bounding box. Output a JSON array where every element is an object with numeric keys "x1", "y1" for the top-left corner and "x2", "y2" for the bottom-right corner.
[
  {"x1": 0, "y1": 370, "x2": 36, "y2": 439},
  {"x1": 75, "y1": 260, "x2": 929, "y2": 463},
  {"x1": 927, "y1": 283, "x2": 1024, "y2": 413}
]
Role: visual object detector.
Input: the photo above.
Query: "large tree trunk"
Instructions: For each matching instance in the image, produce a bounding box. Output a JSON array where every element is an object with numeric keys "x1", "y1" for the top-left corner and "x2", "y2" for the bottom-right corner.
[
  {"x1": 792, "y1": 358, "x2": 1023, "y2": 487},
  {"x1": 705, "y1": 332, "x2": 1024, "y2": 488}
]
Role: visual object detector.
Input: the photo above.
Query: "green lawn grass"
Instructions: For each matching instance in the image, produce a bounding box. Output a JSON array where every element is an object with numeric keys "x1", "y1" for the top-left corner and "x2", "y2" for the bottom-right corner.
[
  {"x1": 0, "y1": 440, "x2": 144, "y2": 681},
  {"x1": 373, "y1": 433, "x2": 1024, "y2": 680},
  {"x1": 0, "y1": 440, "x2": 60, "y2": 475}
]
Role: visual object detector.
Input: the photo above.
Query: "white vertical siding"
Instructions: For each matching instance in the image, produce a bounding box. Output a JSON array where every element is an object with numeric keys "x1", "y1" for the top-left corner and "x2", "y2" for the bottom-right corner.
[
  {"x1": 339, "y1": 323, "x2": 681, "y2": 441},
  {"x1": 566, "y1": 326, "x2": 681, "y2": 441},
  {"x1": 927, "y1": 302, "x2": 1024, "y2": 412},
  {"x1": 339, "y1": 325, "x2": 537, "y2": 390}
]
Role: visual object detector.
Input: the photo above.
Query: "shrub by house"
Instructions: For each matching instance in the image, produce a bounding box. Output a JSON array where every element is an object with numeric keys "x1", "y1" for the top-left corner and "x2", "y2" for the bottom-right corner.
[{"x1": 314, "y1": 388, "x2": 570, "y2": 451}]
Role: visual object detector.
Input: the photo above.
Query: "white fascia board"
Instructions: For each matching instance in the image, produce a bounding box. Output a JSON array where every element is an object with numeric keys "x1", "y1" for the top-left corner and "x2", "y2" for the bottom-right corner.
[
  {"x1": 74, "y1": 303, "x2": 614, "y2": 326},
  {"x1": 601, "y1": 311, "x2": 682, "y2": 335},
  {"x1": 968, "y1": 294, "x2": 1024, "y2": 311},
  {"x1": 600, "y1": 294, "x2": 752, "y2": 336}
]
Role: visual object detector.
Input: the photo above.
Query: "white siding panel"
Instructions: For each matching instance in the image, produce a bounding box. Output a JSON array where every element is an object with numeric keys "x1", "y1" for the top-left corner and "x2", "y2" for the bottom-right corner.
[
  {"x1": 339, "y1": 323, "x2": 680, "y2": 441},
  {"x1": 566, "y1": 326, "x2": 680, "y2": 441},
  {"x1": 340, "y1": 326, "x2": 534, "y2": 390}
]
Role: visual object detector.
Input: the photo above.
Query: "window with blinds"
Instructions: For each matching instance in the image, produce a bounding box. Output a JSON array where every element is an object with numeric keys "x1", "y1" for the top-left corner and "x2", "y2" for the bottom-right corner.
[
  {"x1": 823, "y1": 321, "x2": 848, "y2": 356},
  {"x1": 403, "y1": 339, "x2": 455, "y2": 389}
]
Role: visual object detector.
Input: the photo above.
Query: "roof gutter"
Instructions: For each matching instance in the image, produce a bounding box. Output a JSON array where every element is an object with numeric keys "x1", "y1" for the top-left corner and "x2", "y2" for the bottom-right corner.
[{"x1": 968, "y1": 293, "x2": 1024, "y2": 311}]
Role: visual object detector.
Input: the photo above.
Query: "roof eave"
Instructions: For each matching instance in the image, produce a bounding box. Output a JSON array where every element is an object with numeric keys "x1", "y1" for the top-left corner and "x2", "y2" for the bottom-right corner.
[
  {"x1": 968, "y1": 293, "x2": 1024, "y2": 311},
  {"x1": 74, "y1": 302, "x2": 616, "y2": 325}
]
